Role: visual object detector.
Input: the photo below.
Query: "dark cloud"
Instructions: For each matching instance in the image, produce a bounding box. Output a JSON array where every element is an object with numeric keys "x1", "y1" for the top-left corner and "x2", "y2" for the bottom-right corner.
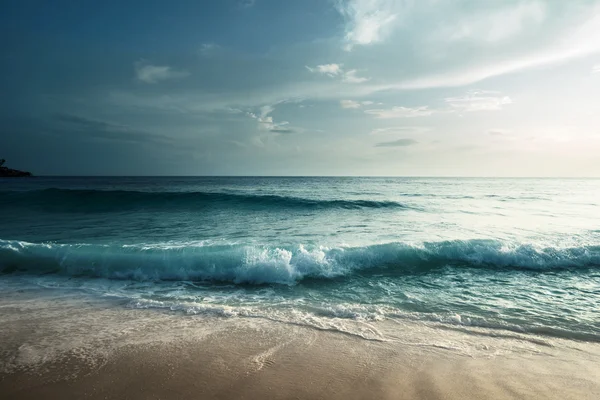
[
  {"x1": 55, "y1": 114, "x2": 116, "y2": 131},
  {"x1": 375, "y1": 138, "x2": 418, "y2": 147},
  {"x1": 270, "y1": 127, "x2": 295, "y2": 134},
  {"x1": 52, "y1": 114, "x2": 176, "y2": 147}
]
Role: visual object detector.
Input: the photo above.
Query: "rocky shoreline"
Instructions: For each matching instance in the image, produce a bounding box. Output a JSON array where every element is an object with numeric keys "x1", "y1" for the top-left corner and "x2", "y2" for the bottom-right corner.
[
  {"x1": 0, "y1": 168, "x2": 32, "y2": 177},
  {"x1": 0, "y1": 159, "x2": 32, "y2": 177}
]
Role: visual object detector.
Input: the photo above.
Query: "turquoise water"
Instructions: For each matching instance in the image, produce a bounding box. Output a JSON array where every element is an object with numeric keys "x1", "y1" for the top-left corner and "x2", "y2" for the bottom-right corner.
[{"x1": 1, "y1": 177, "x2": 599, "y2": 342}]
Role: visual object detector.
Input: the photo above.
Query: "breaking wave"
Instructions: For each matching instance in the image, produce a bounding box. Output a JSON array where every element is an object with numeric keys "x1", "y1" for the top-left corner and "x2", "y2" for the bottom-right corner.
[{"x1": 1, "y1": 239, "x2": 598, "y2": 284}]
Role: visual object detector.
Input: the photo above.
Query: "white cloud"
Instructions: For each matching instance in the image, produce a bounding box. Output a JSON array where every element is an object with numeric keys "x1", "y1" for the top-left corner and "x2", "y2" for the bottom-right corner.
[
  {"x1": 307, "y1": 64, "x2": 370, "y2": 84},
  {"x1": 247, "y1": 104, "x2": 298, "y2": 146},
  {"x1": 365, "y1": 106, "x2": 433, "y2": 119},
  {"x1": 114, "y1": 4, "x2": 600, "y2": 116},
  {"x1": 593, "y1": 64, "x2": 600, "y2": 74},
  {"x1": 340, "y1": 99, "x2": 375, "y2": 109},
  {"x1": 440, "y1": 2, "x2": 546, "y2": 43},
  {"x1": 247, "y1": 105, "x2": 293, "y2": 133},
  {"x1": 134, "y1": 60, "x2": 189, "y2": 84},
  {"x1": 340, "y1": 100, "x2": 361, "y2": 109},
  {"x1": 306, "y1": 63, "x2": 343, "y2": 76},
  {"x1": 336, "y1": 0, "x2": 401, "y2": 50},
  {"x1": 259, "y1": 105, "x2": 274, "y2": 118},
  {"x1": 343, "y1": 69, "x2": 370, "y2": 83},
  {"x1": 393, "y1": 6, "x2": 600, "y2": 89},
  {"x1": 445, "y1": 91, "x2": 512, "y2": 112}
]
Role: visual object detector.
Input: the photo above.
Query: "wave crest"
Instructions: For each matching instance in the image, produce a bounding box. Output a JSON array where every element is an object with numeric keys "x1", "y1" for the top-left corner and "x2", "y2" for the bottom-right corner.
[
  {"x1": 0, "y1": 189, "x2": 411, "y2": 213},
  {"x1": 1, "y1": 239, "x2": 598, "y2": 284}
]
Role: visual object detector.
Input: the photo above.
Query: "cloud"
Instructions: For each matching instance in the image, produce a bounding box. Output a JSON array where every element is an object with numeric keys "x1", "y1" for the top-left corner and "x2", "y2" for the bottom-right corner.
[
  {"x1": 269, "y1": 128, "x2": 295, "y2": 134},
  {"x1": 107, "y1": 78, "x2": 375, "y2": 116},
  {"x1": 394, "y1": 6, "x2": 600, "y2": 89},
  {"x1": 53, "y1": 114, "x2": 175, "y2": 147},
  {"x1": 445, "y1": 90, "x2": 512, "y2": 112},
  {"x1": 343, "y1": 69, "x2": 370, "y2": 83},
  {"x1": 247, "y1": 105, "x2": 294, "y2": 134},
  {"x1": 365, "y1": 106, "x2": 433, "y2": 119},
  {"x1": 370, "y1": 126, "x2": 431, "y2": 135},
  {"x1": 134, "y1": 60, "x2": 189, "y2": 84},
  {"x1": 438, "y1": 1, "x2": 546, "y2": 43},
  {"x1": 593, "y1": 64, "x2": 600, "y2": 74},
  {"x1": 107, "y1": 3, "x2": 598, "y2": 121},
  {"x1": 199, "y1": 43, "x2": 220, "y2": 57},
  {"x1": 340, "y1": 99, "x2": 361, "y2": 109},
  {"x1": 247, "y1": 105, "x2": 296, "y2": 146},
  {"x1": 307, "y1": 63, "x2": 370, "y2": 84},
  {"x1": 375, "y1": 138, "x2": 418, "y2": 147},
  {"x1": 306, "y1": 63, "x2": 343, "y2": 76},
  {"x1": 56, "y1": 114, "x2": 118, "y2": 131},
  {"x1": 340, "y1": 99, "x2": 376, "y2": 109},
  {"x1": 336, "y1": 0, "x2": 401, "y2": 50}
]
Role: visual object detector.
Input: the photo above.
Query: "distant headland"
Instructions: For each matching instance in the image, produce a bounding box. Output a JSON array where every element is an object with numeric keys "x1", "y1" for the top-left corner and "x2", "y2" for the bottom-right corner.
[{"x1": 0, "y1": 159, "x2": 32, "y2": 177}]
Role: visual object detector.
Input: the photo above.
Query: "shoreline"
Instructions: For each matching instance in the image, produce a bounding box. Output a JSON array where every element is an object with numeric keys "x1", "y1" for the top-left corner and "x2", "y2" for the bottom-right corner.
[
  {"x1": 1, "y1": 289, "x2": 599, "y2": 399},
  {"x1": 2, "y1": 322, "x2": 599, "y2": 400}
]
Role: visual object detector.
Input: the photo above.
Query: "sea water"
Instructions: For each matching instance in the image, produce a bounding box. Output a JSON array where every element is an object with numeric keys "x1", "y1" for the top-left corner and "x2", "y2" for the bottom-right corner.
[{"x1": 1, "y1": 177, "x2": 599, "y2": 344}]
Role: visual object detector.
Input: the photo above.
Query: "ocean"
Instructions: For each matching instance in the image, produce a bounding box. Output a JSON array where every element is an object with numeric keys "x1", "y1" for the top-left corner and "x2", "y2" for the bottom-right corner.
[{"x1": 1, "y1": 177, "x2": 599, "y2": 347}]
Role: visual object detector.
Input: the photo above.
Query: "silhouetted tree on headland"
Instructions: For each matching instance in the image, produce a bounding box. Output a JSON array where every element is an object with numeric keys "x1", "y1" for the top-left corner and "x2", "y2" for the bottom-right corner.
[{"x1": 0, "y1": 159, "x2": 32, "y2": 177}]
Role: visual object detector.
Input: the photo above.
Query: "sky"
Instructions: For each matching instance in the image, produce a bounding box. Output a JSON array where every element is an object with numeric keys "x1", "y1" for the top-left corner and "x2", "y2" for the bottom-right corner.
[{"x1": 1, "y1": 0, "x2": 600, "y2": 176}]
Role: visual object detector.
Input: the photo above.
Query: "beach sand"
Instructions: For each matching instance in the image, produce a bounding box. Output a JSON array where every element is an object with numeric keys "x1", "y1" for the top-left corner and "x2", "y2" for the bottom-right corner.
[{"x1": 1, "y1": 291, "x2": 599, "y2": 400}]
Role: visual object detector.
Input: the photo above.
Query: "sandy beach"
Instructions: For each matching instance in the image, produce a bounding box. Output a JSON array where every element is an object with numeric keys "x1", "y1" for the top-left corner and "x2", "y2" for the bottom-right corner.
[{"x1": 1, "y1": 289, "x2": 599, "y2": 400}]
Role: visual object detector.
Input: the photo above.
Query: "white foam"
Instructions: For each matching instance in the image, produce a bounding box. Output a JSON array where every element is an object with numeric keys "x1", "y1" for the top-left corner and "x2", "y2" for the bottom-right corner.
[{"x1": 2, "y1": 238, "x2": 599, "y2": 285}]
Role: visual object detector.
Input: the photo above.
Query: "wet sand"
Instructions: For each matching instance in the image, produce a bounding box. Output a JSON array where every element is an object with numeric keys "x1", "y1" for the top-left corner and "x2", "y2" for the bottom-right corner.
[{"x1": 1, "y1": 291, "x2": 599, "y2": 400}]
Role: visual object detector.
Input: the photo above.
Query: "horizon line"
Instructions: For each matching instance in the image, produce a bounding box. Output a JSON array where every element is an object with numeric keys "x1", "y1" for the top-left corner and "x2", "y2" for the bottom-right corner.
[{"x1": 21, "y1": 175, "x2": 600, "y2": 179}]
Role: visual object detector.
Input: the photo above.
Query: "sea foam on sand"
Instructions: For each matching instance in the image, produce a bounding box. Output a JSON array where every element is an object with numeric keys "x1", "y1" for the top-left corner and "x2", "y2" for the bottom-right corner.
[{"x1": 1, "y1": 289, "x2": 599, "y2": 400}]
